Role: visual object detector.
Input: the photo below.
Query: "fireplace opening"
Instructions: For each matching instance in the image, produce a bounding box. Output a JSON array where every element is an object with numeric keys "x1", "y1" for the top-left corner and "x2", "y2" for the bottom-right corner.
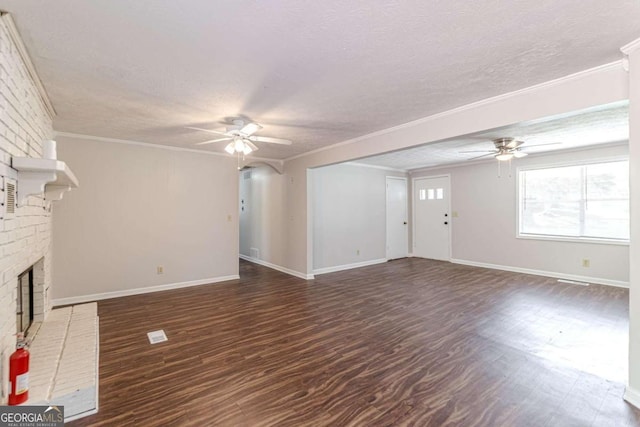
[{"x1": 17, "y1": 266, "x2": 34, "y2": 335}]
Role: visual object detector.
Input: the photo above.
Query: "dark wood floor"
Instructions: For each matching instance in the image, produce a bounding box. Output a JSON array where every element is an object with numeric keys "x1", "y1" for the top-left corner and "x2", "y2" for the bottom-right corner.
[{"x1": 69, "y1": 258, "x2": 639, "y2": 426}]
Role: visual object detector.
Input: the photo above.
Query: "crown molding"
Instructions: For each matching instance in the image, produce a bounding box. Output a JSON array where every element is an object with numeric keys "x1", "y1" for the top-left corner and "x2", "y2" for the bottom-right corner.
[
  {"x1": 284, "y1": 61, "x2": 624, "y2": 163},
  {"x1": 0, "y1": 12, "x2": 56, "y2": 119},
  {"x1": 53, "y1": 131, "x2": 284, "y2": 164},
  {"x1": 621, "y1": 37, "x2": 640, "y2": 55}
]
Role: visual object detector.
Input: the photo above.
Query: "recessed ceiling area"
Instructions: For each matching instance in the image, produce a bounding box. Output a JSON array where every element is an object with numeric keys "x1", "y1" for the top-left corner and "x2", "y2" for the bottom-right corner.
[
  {"x1": 0, "y1": 0, "x2": 639, "y2": 159},
  {"x1": 356, "y1": 101, "x2": 629, "y2": 171}
]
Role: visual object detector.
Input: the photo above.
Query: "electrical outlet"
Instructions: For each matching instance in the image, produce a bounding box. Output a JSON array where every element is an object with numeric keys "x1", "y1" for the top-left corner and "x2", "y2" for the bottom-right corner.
[
  {"x1": 582, "y1": 259, "x2": 590, "y2": 268},
  {"x1": 157, "y1": 266, "x2": 164, "y2": 274}
]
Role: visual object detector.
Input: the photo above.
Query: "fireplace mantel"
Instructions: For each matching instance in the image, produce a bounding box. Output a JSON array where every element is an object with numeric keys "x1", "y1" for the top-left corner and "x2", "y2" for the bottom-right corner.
[{"x1": 11, "y1": 157, "x2": 79, "y2": 204}]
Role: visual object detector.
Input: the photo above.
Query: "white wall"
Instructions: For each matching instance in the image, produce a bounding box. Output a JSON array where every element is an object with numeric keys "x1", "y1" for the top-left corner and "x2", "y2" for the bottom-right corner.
[
  {"x1": 312, "y1": 163, "x2": 406, "y2": 272},
  {"x1": 52, "y1": 137, "x2": 240, "y2": 303},
  {"x1": 411, "y1": 143, "x2": 629, "y2": 284},
  {"x1": 0, "y1": 16, "x2": 54, "y2": 403}
]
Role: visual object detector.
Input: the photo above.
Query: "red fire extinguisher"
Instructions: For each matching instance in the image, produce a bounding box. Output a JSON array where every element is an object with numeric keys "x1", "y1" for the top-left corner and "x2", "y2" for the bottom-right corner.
[{"x1": 8, "y1": 333, "x2": 29, "y2": 405}]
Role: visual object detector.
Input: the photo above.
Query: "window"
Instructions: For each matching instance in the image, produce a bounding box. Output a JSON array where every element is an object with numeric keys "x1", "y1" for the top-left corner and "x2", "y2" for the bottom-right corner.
[
  {"x1": 419, "y1": 187, "x2": 444, "y2": 201},
  {"x1": 519, "y1": 160, "x2": 629, "y2": 242}
]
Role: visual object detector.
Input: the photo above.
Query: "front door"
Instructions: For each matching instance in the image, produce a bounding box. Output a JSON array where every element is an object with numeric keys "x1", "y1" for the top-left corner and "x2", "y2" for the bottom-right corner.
[{"x1": 414, "y1": 176, "x2": 450, "y2": 261}]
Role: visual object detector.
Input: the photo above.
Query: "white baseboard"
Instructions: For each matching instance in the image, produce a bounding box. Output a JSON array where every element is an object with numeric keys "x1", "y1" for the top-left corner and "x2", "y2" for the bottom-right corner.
[
  {"x1": 239, "y1": 254, "x2": 314, "y2": 280},
  {"x1": 313, "y1": 258, "x2": 388, "y2": 275},
  {"x1": 450, "y1": 258, "x2": 629, "y2": 288},
  {"x1": 52, "y1": 275, "x2": 240, "y2": 306},
  {"x1": 625, "y1": 386, "x2": 640, "y2": 409}
]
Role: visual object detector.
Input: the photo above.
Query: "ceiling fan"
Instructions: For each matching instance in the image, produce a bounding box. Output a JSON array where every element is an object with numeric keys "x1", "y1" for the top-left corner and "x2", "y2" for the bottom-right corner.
[
  {"x1": 460, "y1": 138, "x2": 560, "y2": 161},
  {"x1": 188, "y1": 119, "x2": 292, "y2": 155}
]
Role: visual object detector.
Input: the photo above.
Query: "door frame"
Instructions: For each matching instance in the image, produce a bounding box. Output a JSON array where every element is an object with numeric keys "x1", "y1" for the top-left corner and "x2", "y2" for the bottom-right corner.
[
  {"x1": 411, "y1": 174, "x2": 453, "y2": 261},
  {"x1": 385, "y1": 176, "x2": 409, "y2": 260}
]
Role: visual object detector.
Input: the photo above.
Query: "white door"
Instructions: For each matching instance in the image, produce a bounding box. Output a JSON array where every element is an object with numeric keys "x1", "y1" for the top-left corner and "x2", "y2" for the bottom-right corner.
[
  {"x1": 386, "y1": 177, "x2": 408, "y2": 260},
  {"x1": 414, "y1": 176, "x2": 450, "y2": 261}
]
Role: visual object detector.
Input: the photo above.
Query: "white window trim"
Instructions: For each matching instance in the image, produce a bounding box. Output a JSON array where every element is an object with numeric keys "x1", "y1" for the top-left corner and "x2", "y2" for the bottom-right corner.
[
  {"x1": 516, "y1": 155, "x2": 630, "y2": 245},
  {"x1": 516, "y1": 234, "x2": 629, "y2": 246}
]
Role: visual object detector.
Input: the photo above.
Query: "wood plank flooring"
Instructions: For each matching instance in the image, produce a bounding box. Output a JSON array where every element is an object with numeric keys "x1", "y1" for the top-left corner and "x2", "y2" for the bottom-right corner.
[{"x1": 69, "y1": 258, "x2": 640, "y2": 426}]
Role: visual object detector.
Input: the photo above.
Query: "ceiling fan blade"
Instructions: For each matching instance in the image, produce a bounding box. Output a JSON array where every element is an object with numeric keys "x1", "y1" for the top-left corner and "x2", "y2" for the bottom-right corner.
[
  {"x1": 240, "y1": 122, "x2": 262, "y2": 136},
  {"x1": 520, "y1": 142, "x2": 562, "y2": 149},
  {"x1": 467, "y1": 152, "x2": 497, "y2": 161},
  {"x1": 458, "y1": 150, "x2": 496, "y2": 153},
  {"x1": 244, "y1": 140, "x2": 259, "y2": 152},
  {"x1": 195, "y1": 137, "x2": 232, "y2": 146},
  {"x1": 248, "y1": 136, "x2": 292, "y2": 145},
  {"x1": 186, "y1": 126, "x2": 229, "y2": 136},
  {"x1": 506, "y1": 139, "x2": 524, "y2": 149}
]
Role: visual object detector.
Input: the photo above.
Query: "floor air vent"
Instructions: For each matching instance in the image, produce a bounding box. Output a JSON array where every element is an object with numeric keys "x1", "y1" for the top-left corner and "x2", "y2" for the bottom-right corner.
[
  {"x1": 558, "y1": 279, "x2": 590, "y2": 286},
  {"x1": 147, "y1": 330, "x2": 168, "y2": 344}
]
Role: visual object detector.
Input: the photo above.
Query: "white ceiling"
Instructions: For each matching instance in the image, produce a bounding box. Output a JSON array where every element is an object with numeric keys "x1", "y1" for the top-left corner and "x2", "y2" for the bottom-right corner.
[
  {"x1": 1, "y1": 1, "x2": 639, "y2": 159},
  {"x1": 356, "y1": 101, "x2": 629, "y2": 171}
]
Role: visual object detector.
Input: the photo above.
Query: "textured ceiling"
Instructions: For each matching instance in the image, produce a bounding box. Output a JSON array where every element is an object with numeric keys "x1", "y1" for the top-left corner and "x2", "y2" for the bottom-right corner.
[
  {"x1": 1, "y1": 1, "x2": 639, "y2": 159},
  {"x1": 357, "y1": 102, "x2": 629, "y2": 170}
]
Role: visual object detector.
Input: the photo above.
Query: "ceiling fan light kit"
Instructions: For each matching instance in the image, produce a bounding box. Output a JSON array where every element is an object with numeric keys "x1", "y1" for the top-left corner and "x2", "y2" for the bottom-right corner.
[
  {"x1": 224, "y1": 142, "x2": 236, "y2": 155},
  {"x1": 224, "y1": 139, "x2": 256, "y2": 155},
  {"x1": 495, "y1": 152, "x2": 514, "y2": 161}
]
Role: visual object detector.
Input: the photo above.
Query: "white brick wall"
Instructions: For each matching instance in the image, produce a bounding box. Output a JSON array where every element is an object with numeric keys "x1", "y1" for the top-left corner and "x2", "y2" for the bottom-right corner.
[{"x1": 0, "y1": 16, "x2": 54, "y2": 403}]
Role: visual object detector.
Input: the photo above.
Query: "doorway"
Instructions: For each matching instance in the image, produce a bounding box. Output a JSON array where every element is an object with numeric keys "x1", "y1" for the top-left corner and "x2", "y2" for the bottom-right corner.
[
  {"x1": 413, "y1": 175, "x2": 451, "y2": 261},
  {"x1": 386, "y1": 177, "x2": 408, "y2": 260}
]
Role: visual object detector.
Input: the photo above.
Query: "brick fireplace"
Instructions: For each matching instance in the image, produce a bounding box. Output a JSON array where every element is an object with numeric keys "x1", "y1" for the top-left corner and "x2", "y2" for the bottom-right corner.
[{"x1": 0, "y1": 13, "x2": 55, "y2": 403}]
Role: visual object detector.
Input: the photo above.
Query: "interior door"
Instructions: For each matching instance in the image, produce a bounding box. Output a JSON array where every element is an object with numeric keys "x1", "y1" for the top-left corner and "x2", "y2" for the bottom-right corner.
[
  {"x1": 386, "y1": 177, "x2": 408, "y2": 260},
  {"x1": 414, "y1": 176, "x2": 450, "y2": 261},
  {"x1": 239, "y1": 170, "x2": 251, "y2": 257}
]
